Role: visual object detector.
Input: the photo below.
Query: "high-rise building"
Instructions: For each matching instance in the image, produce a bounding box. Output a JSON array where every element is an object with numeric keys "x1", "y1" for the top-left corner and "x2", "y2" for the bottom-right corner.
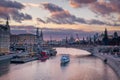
[{"x1": 0, "y1": 18, "x2": 10, "y2": 54}]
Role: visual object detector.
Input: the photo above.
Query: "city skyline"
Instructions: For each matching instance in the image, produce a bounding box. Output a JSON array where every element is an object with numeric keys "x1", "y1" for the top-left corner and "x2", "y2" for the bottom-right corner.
[{"x1": 0, "y1": 0, "x2": 120, "y2": 40}]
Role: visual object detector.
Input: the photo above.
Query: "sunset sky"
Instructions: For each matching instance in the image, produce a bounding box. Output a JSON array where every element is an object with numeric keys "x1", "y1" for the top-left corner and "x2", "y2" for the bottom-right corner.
[{"x1": 0, "y1": 0, "x2": 120, "y2": 40}]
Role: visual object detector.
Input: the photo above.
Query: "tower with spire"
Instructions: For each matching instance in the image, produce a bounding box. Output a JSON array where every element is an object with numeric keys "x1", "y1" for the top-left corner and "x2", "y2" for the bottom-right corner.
[
  {"x1": 36, "y1": 28, "x2": 44, "y2": 45},
  {"x1": 40, "y1": 29, "x2": 43, "y2": 41},
  {"x1": 6, "y1": 17, "x2": 9, "y2": 26},
  {"x1": 102, "y1": 28, "x2": 109, "y2": 45},
  {"x1": 6, "y1": 17, "x2": 10, "y2": 33},
  {"x1": 36, "y1": 28, "x2": 39, "y2": 38},
  {"x1": 0, "y1": 17, "x2": 10, "y2": 54}
]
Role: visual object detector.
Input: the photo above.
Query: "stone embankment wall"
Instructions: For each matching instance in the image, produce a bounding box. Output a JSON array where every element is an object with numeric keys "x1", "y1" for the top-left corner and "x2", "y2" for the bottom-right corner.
[{"x1": 92, "y1": 47, "x2": 120, "y2": 78}]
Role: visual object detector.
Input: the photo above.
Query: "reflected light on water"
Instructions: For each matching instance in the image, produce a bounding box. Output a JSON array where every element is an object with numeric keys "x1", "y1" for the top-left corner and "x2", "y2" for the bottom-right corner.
[
  {"x1": 0, "y1": 48, "x2": 119, "y2": 80},
  {"x1": 56, "y1": 47, "x2": 91, "y2": 56}
]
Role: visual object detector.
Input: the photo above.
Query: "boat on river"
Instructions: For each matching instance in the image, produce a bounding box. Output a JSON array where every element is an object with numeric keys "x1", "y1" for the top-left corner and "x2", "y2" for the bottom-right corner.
[
  {"x1": 60, "y1": 55, "x2": 70, "y2": 64},
  {"x1": 38, "y1": 51, "x2": 49, "y2": 61},
  {"x1": 42, "y1": 48, "x2": 57, "y2": 56},
  {"x1": 48, "y1": 48, "x2": 57, "y2": 56}
]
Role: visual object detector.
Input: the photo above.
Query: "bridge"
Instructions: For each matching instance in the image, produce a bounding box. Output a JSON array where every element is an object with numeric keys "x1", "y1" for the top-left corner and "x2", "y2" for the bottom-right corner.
[{"x1": 49, "y1": 44, "x2": 120, "y2": 54}]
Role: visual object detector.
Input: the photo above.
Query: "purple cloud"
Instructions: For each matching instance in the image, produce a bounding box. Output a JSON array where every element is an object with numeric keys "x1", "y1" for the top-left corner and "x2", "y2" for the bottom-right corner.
[
  {"x1": 42, "y1": 3, "x2": 64, "y2": 12},
  {"x1": 69, "y1": 0, "x2": 97, "y2": 8},
  {"x1": 41, "y1": 3, "x2": 86, "y2": 24},
  {"x1": 41, "y1": 3, "x2": 120, "y2": 26},
  {"x1": 69, "y1": 0, "x2": 120, "y2": 15},
  {"x1": 90, "y1": 0, "x2": 120, "y2": 15},
  {"x1": 0, "y1": 0, "x2": 32, "y2": 22},
  {"x1": 0, "y1": 0, "x2": 24, "y2": 9},
  {"x1": 67, "y1": 0, "x2": 120, "y2": 26}
]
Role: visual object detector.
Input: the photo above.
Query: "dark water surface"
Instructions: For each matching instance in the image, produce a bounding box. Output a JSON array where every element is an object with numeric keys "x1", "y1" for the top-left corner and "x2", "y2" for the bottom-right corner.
[{"x1": 0, "y1": 48, "x2": 119, "y2": 80}]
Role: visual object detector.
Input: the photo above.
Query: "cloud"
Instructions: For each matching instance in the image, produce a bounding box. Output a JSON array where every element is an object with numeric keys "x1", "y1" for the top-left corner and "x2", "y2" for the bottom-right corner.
[
  {"x1": 41, "y1": 3, "x2": 86, "y2": 24},
  {"x1": 88, "y1": 19, "x2": 120, "y2": 26},
  {"x1": 89, "y1": 0, "x2": 120, "y2": 26},
  {"x1": 69, "y1": 0, "x2": 97, "y2": 8},
  {"x1": 69, "y1": 0, "x2": 120, "y2": 14},
  {"x1": 36, "y1": 18, "x2": 46, "y2": 23},
  {"x1": 41, "y1": 2, "x2": 64, "y2": 12},
  {"x1": 67, "y1": 0, "x2": 120, "y2": 26},
  {"x1": 0, "y1": 0, "x2": 32, "y2": 22},
  {"x1": 90, "y1": 0, "x2": 120, "y2": 15},
  {"x1": 88, "y1": 19, "x2": 106, "y2": 25},
  {"x1": 11, "y1": 25, "x2": 35, "y2": 30},
  {"x1": 23, "y1": 3, "x2": 39, "y2": 7},
  {"x1": 0, "y1": 0, "x2": 24, "y2": 9},
  {"x1": 41, "y1": 2, "x2": 120, "y2": 26}
]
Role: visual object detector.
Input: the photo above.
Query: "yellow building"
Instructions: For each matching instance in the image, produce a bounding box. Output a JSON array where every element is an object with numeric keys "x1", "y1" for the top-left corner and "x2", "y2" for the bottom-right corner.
[
  {"x1": 10, "y1": 34, "x2": 36, "y2": 52},
  {"x1": 18, "y1": 34, "x2": 36, "y2": 45},
  {"x1": 10, "y1": 28, "x2": 45, "y2": 53}
]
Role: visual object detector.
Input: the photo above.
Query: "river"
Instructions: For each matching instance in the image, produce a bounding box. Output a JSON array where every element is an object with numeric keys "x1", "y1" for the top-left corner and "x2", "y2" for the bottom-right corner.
[{"x1": 0, "y1": 48, "x2": 119, "y2": 80}]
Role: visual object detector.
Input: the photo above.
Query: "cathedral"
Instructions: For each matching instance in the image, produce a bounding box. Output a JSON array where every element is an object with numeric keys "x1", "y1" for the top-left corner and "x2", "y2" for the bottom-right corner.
[
  {"x1": 0, "y1": 18, "x2": 10, "y2": 54},
  {"x1": 36, "y1": 28, "x2": 44, "y2": 45}
]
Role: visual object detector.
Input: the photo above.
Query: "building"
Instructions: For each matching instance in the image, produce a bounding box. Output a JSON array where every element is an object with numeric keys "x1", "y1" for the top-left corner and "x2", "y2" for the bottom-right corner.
[
  {"x1": 10, "y1": 34, "x2": 36, "y2": 52},
  {"x1": 36, "y1": 28, "x2": 44, "y2": 45},
  {"x1": 10, "y1": 35, "x2": 19, "y2": 45},
  {"x1": 102, "y1": 28, "x2": 109, "y2": 45},
  {"x1": 10, "y1": 28, "x2": 45, "y2": 52},
  {"x1": 10, "y1": 34, "x2": 36, "y2": 45},
  {"x1": 68, "y1": 35, "x2": 75, "y2": 44},
  {"x1": 18, "y1": 34, "x2": 36, "y2": 45},
  {"x1": 0, "y1": 18, "x2": 10, "y2": 54}
]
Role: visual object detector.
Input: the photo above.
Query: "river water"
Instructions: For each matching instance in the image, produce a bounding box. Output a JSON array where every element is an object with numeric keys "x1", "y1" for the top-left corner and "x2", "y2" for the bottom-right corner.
[{"x1": 0, "y1": 48, "x2": 119, "y2": 80}]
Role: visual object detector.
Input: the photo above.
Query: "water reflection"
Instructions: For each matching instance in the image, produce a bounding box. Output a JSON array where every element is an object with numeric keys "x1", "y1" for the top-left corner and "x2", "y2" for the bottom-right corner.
[
  {"x1": 60, "y1": 62, "x2": 69, "y2": 67},
  {"x1": 0, "y1": 48, "x2": 119, "y2": 80},
  {"x1": 56, "y1": 47, "x2": 91, "y2": 56},
  {"x1": 0, "y1": 60, "x2": 10, "y2": 76}
]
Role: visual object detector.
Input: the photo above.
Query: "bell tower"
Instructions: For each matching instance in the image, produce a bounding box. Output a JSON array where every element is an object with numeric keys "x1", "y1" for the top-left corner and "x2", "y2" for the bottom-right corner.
[{"x1": 6, "y1": 17, "x2": 10, "y2": 33}]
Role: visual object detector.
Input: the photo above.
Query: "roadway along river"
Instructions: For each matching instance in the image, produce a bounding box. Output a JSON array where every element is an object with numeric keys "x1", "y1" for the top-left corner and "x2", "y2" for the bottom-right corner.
[{"x1": 0, "y1": 48, "x2": 119, "y2": 80}]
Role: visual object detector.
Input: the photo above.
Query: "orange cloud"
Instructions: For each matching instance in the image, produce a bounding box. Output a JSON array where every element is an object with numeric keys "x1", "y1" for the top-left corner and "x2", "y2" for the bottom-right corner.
[
  {"x1": 69, "y1": 0, "x2": 97, "y2": 8},
  {"x1": 23, "y1": 3, "x2": 39, "y2": 7},
  {"x1": 69, "y1": 1, "x2": 81, "y2": 8}
]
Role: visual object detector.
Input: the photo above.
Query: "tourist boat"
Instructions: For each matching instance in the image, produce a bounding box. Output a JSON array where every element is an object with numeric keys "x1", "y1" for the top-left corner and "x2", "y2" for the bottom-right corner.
[
  {"x1": 48, "y1": 48, "x2": 57, "y2": 56},
  {"x1": 42, "y1": 48, "x2": 57, "y2": 56},
  {"x1": 38, "y1": 52, "x2": 49, "y2": 61},
  {"x1": 60, "y1": 55, "x2": 70, "y2": 64}
]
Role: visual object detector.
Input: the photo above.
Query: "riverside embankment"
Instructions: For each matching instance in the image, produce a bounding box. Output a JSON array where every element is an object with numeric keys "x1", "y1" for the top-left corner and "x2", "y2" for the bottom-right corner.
[
  {"x1": 91, "y1": 46, "x2": 120, "y2": 78},
  {"x1": 70, "y1": 45, "x2": 120, "y2": 78}
]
